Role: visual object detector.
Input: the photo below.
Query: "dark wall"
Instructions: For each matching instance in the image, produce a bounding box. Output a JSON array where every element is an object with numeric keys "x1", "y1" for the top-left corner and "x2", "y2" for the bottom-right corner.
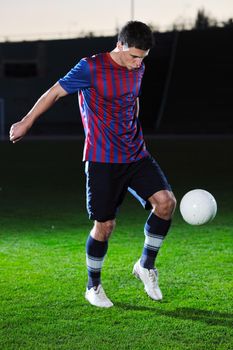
[
  {"x1": 0, "y1": 27, "x2": 232, "y2": 135},
  {"x1": 159, "y1": 27, "x2": 233, "y2": 134},
  {"x1": 0, "y1": 37, "x2": 117, "y2": 135}
]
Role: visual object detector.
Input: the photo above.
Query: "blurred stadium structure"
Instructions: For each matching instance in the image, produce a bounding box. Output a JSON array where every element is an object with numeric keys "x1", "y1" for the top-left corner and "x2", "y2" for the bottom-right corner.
[{"x1": 0, "y1": 26, "x2": 232, "y2": 138}]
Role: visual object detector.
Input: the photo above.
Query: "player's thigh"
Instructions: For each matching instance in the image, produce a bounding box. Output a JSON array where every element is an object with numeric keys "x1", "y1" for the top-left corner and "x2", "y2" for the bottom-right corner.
[
  {"x1": 85, "y1": 161, "x2": 128, "y2": 222},
  {"x1": 128, "y1": 155, "x2": 172, "y2": 209}
]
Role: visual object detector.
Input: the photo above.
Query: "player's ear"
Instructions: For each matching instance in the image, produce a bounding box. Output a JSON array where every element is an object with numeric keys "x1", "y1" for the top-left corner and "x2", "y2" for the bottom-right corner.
[{"x1": 117, "y1": 41, "x2": 124, "y2": 51}]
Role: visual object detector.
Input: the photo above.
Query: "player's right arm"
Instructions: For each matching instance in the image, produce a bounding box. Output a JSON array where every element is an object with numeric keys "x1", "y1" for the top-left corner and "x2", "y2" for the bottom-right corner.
[{"x1": 9, "y1": 82, "x2": 68, "y2": 143}]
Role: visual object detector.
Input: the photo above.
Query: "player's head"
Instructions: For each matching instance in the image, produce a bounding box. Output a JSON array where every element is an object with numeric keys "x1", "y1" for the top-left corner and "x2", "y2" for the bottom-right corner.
[
  {"x1": 116, "y1": 21, "x2": 154, "y2": 70},
  {"x1": 118, "y1": 21, "x2": 154, "y2": 51}
]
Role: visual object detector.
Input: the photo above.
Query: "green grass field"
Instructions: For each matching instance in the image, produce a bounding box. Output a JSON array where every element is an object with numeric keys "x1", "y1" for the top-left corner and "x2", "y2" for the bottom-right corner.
[{"x1": 1, "y1": 138, "x2": 233, "y2": 350}]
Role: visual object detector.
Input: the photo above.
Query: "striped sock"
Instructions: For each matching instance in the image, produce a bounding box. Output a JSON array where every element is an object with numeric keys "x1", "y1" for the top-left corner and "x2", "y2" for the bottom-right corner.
[
  {"x1": 140, "y1": 213, "x2": 171, "y2": 269},
  {"x1": 86, "y1": 235, "x2": 108, "y2": 289}
]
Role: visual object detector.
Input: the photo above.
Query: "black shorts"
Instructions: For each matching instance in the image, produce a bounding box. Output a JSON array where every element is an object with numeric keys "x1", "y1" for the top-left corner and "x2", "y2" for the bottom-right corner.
[{"x1": 85, "y1": 155, "x2": 172, "y2": 222}]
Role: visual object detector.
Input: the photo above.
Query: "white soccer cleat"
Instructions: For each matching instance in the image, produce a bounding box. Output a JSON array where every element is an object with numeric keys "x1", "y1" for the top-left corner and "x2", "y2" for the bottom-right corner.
[
  {"x1": 85, "y1": 284, "x2": 113, "y2": 308},
  {"x1": 133, "y1": 259, "x2": 163, "y2": 301}
]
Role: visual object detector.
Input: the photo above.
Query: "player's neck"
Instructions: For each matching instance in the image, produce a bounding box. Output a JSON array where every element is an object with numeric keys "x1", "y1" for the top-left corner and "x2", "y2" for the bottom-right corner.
[{"x1": 109, "y1": 50, "x2": 125, "y2": 67}]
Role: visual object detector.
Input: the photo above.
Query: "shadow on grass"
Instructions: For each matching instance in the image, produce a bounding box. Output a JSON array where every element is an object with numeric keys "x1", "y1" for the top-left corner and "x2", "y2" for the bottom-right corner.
[{"x1": 114, "y1": 302, "x2": 233, "y2": 328}]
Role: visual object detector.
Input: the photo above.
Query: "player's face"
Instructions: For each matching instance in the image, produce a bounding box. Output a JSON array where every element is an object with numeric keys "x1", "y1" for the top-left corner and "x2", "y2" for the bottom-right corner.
[{"x1": 118, "y1": 44, "x2": 150, "y2": 70}]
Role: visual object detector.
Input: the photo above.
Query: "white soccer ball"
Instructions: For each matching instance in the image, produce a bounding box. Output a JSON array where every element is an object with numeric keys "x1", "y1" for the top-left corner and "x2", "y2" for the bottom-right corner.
[{"x1": 180, "y1": 189, "x2": 217, "y2": 225}]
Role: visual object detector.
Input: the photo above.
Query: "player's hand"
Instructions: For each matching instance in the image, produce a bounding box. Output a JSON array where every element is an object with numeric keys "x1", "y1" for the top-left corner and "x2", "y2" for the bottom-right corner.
[{"x1": 9, "y1": 119, "x2": 31, "y2": 143}]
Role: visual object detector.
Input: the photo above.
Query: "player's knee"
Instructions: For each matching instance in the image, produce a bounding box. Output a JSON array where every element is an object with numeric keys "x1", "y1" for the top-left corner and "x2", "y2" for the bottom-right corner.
[
  {"x1": 150, "y1": 191, "x2": 176, "y2": 219},
  {"x1": 157, "y1": 193, "x2": 176, "y2": 218},
  {"x1": 93, "y1": 219, "x2": 116, "y2": 241},
  {"x1": 103, "y1": 220, "x2": 116, "y2": 237}
]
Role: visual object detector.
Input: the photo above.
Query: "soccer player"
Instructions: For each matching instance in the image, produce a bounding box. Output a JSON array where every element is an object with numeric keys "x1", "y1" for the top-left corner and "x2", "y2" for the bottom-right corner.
[{"x1": 9, "y1": 21, "x2": 176, "y2": 308}]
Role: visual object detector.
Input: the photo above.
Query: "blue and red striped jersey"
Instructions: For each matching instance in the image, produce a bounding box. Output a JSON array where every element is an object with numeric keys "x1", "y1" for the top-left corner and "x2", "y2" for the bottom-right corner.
[{"x1": 59, "y1": 52, "x2": 149, "y2": 163}]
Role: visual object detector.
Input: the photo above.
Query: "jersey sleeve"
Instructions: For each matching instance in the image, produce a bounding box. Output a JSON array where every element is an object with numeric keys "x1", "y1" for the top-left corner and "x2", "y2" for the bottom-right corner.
[{"x1": 58, "y1": 58, "x2": 91, "y2": 94}]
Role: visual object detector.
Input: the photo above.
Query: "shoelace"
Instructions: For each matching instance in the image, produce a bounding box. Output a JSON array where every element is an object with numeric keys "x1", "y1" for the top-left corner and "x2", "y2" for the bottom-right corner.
[
  {"x1": 149, "y1": 270, "x2": 158, "y2": 287},
  {"x1": 95, "y1": 286, "x2": 108, "y2": 300}
]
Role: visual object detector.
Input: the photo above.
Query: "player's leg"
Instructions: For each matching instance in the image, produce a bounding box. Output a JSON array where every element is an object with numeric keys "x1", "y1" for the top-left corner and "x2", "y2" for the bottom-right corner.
[
  {"x1": 140, "y1": 190, "x2": 176, "y2": 270},
  {"x1": 134, "y1": 190, "x2": 176, "y2": 300},
  {"x1": 85, "y1": 220, "x2": 115, "y2": 308},
  {"x1": 129, "y1": 156, "x2": 176, "y2": 300},
  {"x1": 86, "y1": 220, "x2": 115, "y2": 289},
  {"x1": 84, "y1": 161, "x2": 128, "y2": 307}
]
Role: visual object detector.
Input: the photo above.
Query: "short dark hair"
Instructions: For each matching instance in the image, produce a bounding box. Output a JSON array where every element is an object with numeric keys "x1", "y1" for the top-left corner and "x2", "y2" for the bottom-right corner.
[{"x1": 118, "y1": 21, "x2": 154, "y2": 50}]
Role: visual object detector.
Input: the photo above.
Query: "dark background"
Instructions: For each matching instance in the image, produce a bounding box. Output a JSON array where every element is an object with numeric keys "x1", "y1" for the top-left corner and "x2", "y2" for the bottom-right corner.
[{"x1": 0, "y1": 26, "x2": 232, "y2": 137}]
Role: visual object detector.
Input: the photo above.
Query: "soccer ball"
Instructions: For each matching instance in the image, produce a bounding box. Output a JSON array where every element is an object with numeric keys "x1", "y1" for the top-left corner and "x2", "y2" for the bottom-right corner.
[{"x1": 180, "y1": 189, "x2": 217, "y2": 225}]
